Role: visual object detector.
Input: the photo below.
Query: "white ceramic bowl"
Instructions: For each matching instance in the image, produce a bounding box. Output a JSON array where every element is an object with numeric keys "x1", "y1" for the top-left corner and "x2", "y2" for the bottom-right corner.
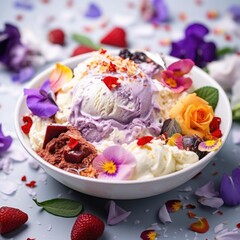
[{"x1": 15, "y1": 50, "x2": 232, "y2": 199}]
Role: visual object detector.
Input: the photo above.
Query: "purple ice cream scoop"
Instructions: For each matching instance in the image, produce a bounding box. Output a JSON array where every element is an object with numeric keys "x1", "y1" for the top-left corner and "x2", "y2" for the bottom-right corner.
[{"x1": 69, "y1": 60, "x2": 163, "y2": 143}]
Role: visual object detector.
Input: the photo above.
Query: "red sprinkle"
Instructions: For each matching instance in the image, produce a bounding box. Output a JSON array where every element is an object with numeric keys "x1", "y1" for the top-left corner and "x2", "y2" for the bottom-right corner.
[
  {"x1": 185, "y1": 204, "x2": 196, "y2": 209},
  {"x1": 109, "y1": 62, "x2": 117, "y2": 72},
  {"x1": 236, "y1": 223, "x2": 240, "y2": 229},
  {"x1": 21, "y1": 116, "x2": 33, "y2": 134},
  {"x1": 102, "y1": 76, "x2": 120, "y2": 90},
  {"x1": 100, "y1": 49, "x2": 107, "y2": 54},
  {"x1": 26, "y1": 181, "x2": 36, "y2": 188},
  {"x1": 68, "y1": 138, "x2": 79, "y2": 149},
  {"x1": 137, "y1": 136, "x2": 154, "y2": 146},
  {"x1": 21, "y1": 176, "x2": 27, "y2": 182},
  {"x1": 225, "y1": 34, "x2": 232, "y2": 41}
]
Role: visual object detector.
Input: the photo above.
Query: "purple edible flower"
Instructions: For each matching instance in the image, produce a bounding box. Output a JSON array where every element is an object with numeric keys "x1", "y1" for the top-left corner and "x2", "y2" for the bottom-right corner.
[
  {"x1": 24, "y1": 80, "x2": 59, "y2": 118},
  {"x1": 0, "y1": 124, "x2": 12, "y2": 154},
  {"x1": 141, "y1": 0, "x2": 169, "y2": 24},
  {"x1": 93, "y1": 145, "x2": 136, "y2": 180},
  {"x1": 220, "y1": 168, "x2": 240, "y2": 206},
  {"x1": 0, "y1": 23, "x2": 36, "y2": 83},
  {"x1": 170, "y1": 23, "x2": 217, "y2": 68},
  {"x1": 85, "y1": 3, "x2": 102, "y2": 18},
  {"x1": 228, "y1": 5, "x2": 240, "y2": 23}
]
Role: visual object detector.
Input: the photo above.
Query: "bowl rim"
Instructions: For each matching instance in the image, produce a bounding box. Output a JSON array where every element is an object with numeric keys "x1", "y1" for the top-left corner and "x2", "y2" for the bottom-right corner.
[{"x1": 15, "y1": 50, "x2": 232, "y2": 185}]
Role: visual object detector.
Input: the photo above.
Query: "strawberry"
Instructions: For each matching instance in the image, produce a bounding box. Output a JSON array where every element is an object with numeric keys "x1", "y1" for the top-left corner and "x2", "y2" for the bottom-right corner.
[
  {"x1": 71, "y1": 213, "x2": 105, "y2": 240},
  {"x1": 0, "y1": 206, "x2": 28, "y2": 234},
  {"x1": 100, "y1": 27, "x2": 127, "y2": 48},
  {"x1": 48, "y1": 28, "x2": 65, "y2": 45},
  {"x1": 189, "y1": 217, "x2": 209, "y2": 234},
  {"x1": 71, "y1": 45, "x2": 95, "y2": 57}
]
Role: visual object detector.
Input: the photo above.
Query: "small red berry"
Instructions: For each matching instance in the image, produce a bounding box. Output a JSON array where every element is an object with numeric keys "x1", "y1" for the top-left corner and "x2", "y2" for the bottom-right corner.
[
  {"x1": 0, "y1": 206, "x2": 28, "y2": 234},
  {"x1": 48, "y1": 28, "x2": 65, "y2": 45},
  {"x1": 71, "y1": 213, "x2": 105, "y2": 240}
]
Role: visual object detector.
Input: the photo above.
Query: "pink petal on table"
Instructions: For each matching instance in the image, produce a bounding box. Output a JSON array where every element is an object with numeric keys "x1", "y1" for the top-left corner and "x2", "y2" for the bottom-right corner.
[
  {"x1": 195, "y1": 181, "x2": 218, "y2": 198},
  {"x1": 2, "y1": 158, "x2": 13, "y2": 174},
  {"x1": 0, "y1": 180, "x2": 18, "y2": 195},
  {"x1": 106, "y1": 200, "x2": 131, "y2": 225},
  {"x1": 215, "y1": 230, "x2": 240, "y2": 240},
  {"x1": 232, "y1": 129, "x2": 240, "y2": 144},
  {"x1": 214, "y1": 223, "x2": 226, "y2": 234},
  {"x1": 158, "y1": 204, "x2": 172, "y2": 224},
  {"x1": 198, "y1": 196, "x2": 224, "y2": 208}
]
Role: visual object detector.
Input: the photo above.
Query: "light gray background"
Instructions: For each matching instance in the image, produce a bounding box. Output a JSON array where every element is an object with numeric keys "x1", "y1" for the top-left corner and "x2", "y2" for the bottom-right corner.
[{"x1": 1, "y1": 0, "x2": 240, "y2": 239}]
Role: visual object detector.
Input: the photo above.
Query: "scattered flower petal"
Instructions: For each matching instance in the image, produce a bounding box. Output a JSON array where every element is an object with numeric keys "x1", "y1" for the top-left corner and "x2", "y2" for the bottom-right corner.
[
  {"x1": 228, "y1": 5, "x2": 240, "y2": 23},
  {"x1": 220, "y1": 168, "x2": 240, "y2": 206},
  {"x1": 195, "y1": 181, "x2": 218, "y2": 198},
  {"x1": 188, "y1": 211, "x2": 196, "y2": 218},
  {"x1": 102, "y1": 76, "x2": 120, "y2": 90},
  {"x1": 232, "y1": 129, "x2": 240, "y2": 144},
  {"x1": 165, "y1": 200, "x2": 182, "y2": 213},
  {"x1": 21, "y1": 116, "x2": 33, "y2": 134},
  {"x1": 167, "y1": 133, "x2": 183, "y2": 149},
  {"x1": 0, "y1": 124, "x2": 12, "y2": 154},
  {"x1": 198, "y1": 196, "x2": 224, "y2": 208},
  {"x1": 158, "y1": 204, "x2": 172, "y2": 224},
  {"x1": 0, "y1": 180, "x2": 18, "y2": 195},
  {"x1": 112, "y1": 14, "x2": 137, "y2": 27},
  {"x1": 132, "y1": 24, "x2": 155, "y2": 38},
  {"x1": 49, "y1": 63, "x2": 73, "y2": 93},
  {"x1": 85, "y1": 3, "x2": 102, "y2": 18},
  {"x1": 106, "y1": 200, "x2": 131, "y2": 225},
  {"x1": 215, "y1": 229, "x2": 240, "y2": 240},
  {"x1": 11, "y1": 66, "x2": 35, "y2": 83},
  {"x1": 140, "y1": 229, "x2": 158, "y2": 240},
  {"x1": 93, "y1": 145, "x2": 136, "y2": 180},
  {"x1": 189, "y1": 218, "x2": 210, "y2": 234}
]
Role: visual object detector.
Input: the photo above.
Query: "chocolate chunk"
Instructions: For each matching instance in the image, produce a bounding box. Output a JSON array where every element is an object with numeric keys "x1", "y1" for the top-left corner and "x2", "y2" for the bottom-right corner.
[
  {"x1": 43, "y1": 125, "x2": 68, "y2": 148},
  {"x1": 64, "y1": 149, "x2": 89, "y2": 163}
]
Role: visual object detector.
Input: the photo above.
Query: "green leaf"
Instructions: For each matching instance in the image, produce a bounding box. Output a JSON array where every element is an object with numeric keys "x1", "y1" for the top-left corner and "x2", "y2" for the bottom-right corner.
[
  {"x1": 216, "y1": 47, "x2": 236, "y2": 58},
  {"x1": 232, "y1": 103, "x2": 240, "y2": 121},
  {"x1": 72, "y1": 33, "x2": 100, "y2": 50},
  {"x1": 33, "y1": 198, "x2": 83, "y2": 217},
  {"x1": 161, "y1": 118, "x2": 182, "y2": 137},
  {"x1": 194, "y1": 86, "x2": 219, "y2": 110}
]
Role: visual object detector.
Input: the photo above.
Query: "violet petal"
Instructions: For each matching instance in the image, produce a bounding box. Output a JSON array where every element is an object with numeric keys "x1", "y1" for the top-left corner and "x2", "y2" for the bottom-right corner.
[
  {"x1": 106, "y1": 200, "x2": 131, "y2": 225},
  {"x1": 11, "y1": 66, "x2": 35, "y2": 83},
  {"x1": 85, "y1": 3, "x2": 102, "y2": 18},
  {"x1": 195, "y1": 181, "x2": 218, "y2": 198},
  {"x1": 0, "y1": 124, "x2": 13, "y2": 154},
  {"x1": 199, "y1": 41, "x2": 217, "y2": 63},
  {"x1": 185, "y1": 23, "x2": 209, "y2": 38},
  {"x1": 150, "y1": 0, "x2": 169, "y2": 23},
  {"x1": 158, "y1": 204, "x2": 172, "y2": 224},
  {"x1": 220, "y1": 171, "x2": 240, "y2": 206},
  {"x1": 228, "y1": 5, "x2": 240, "y2": 23},
  {"x1": 198, "y1": 196, "x2": 224, "y2": 208}
]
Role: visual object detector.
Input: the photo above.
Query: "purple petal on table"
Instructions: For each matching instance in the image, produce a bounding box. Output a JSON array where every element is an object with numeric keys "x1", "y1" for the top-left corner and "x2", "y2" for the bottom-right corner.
[
  {"x1": 0, "y1": 180, "x2": 18, "y2": 195},
  {"x1": 195, "y1": 181, "x2": 218, "y2": 198},
  {"x1": 158, "y1": 204, "x2": 172, "y2": 224},
  {"x1": 106, "y1": 200, "x2": 131, "y2": 225},
  {"x1": 215, "y1": 230, "x2": 240, "y2": 240},
  {"x1": 232, "y1": 129, "x2": 240, "y2": 144},
  {"x1": 0, "y1": 124, "x2": 13, "y2": 154},
  {"x1": 220, "y1": 169, "x2": 240, "y2": 206},
  {"x1": 14, "y1": 0, "x2": 34, "y2": 10},
  {"x1": 228, "y1": 5, "x2": 240, "y2": 23},
  {"x1": 150, "y1": 0, "x2": 169, "y2": 23},
  {"x1": 85, "y1": 3, "x2": 102, "y2": 18},
  {"x1": 185, "y1": 23, "x2": 209, "y2": 38},
  {"x1": 199, "y1": 41, "x2": 217, "y2": 63},
  {"x1": 11, "y1": 66, "x2": 35, "y2": 83},
  {"x1": 198, "y1": 196, "x2": 224, "y2": 208}
]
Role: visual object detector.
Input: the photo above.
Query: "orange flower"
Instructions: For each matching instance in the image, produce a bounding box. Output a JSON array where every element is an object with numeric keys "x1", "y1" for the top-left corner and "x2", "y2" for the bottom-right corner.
[{"x1": 169, "y1": 93, "x2": 214, "y2": 138}]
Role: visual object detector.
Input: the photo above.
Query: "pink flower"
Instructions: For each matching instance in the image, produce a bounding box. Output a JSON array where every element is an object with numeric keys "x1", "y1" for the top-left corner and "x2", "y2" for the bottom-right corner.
[
  {"x1": 92, "y1": 145, "x2": 136, "y2": 180},
  {"x1": 161, "y1": 59, "x2": 194, "y2": 93}
]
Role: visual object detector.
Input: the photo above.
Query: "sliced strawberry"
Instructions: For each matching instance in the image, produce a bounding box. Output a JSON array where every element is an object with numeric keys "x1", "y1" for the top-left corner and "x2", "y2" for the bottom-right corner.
[
  {"x1": 100, "y1": 27, "x2": 127, "y2": 48},
  {"x1": 71, "y1": 45, "x2": 95, "y2": 57},
  {"x1": 189, "y1": 217, "x2": 209, "y2": 233},
  {"x1": 0, "y1": 206, "x2": 28, "y2": 234}
]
